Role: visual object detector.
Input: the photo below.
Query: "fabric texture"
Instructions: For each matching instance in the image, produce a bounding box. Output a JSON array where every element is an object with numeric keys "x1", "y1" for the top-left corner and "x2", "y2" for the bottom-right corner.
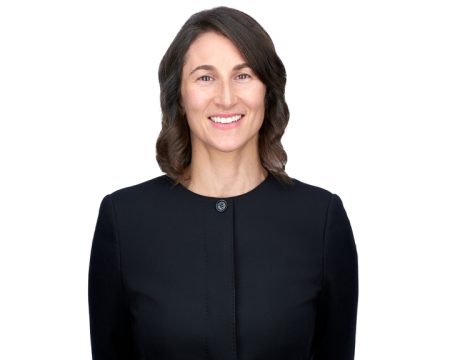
[{"x1": 88, "y1": 172, "x2": 358, "y2": 359}]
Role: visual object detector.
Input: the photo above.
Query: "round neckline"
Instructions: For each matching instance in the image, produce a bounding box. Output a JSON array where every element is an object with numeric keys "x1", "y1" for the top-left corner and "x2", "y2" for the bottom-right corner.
[{"x1": 173, "y1": 172, "x2": 272, "y2": 201}]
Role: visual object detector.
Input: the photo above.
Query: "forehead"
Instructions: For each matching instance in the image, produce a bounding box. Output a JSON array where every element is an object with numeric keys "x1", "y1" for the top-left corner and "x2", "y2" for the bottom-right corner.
[{"x1": 184, "y1": 31, "x2": 246, "y2": 67}]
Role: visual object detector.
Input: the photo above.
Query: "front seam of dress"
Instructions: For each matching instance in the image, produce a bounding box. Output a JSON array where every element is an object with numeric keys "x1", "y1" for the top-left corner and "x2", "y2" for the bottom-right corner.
[
  {"x1": 203, "y1": 203, "x2": 210, "y2": 360},
  {"x1": 230, "y1": 199, "x2": 238, "y2": 359}
]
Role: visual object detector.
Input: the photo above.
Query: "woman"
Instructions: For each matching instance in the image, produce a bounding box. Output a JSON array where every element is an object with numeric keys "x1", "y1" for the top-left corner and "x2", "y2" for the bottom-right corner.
[{"x1": 88, "y1": 6, "x2": 358, "y2": 360}]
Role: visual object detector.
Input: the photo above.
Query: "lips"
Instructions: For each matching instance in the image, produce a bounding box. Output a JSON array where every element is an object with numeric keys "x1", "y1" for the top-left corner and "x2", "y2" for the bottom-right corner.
[
  {"x1": 208, "y1": 114, "x2": 245, "y2": 124},
  {"x1": 207, "y1": 113, "x2": 245, "y2": 130}
]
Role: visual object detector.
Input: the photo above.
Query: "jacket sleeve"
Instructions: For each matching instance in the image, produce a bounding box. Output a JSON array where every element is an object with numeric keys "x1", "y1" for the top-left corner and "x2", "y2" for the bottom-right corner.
[
  {"x1": 88, "y1": 194, "x2": 134, "y2": 359},
  {"x1": 312, "y1": 194, "x2": 359, "y2": 359}
]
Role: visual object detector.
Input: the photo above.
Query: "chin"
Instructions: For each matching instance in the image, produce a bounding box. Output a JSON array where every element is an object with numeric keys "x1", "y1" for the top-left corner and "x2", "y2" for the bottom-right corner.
[{"x1": 211, "y1": 139, "x2": 250, "y2": 153}]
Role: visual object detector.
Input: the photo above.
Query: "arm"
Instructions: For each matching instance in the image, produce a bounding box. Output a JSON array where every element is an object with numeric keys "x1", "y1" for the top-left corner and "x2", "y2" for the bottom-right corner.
[
  {"x1": 88, "y1": 194, "x2": 134, "y2": 359},
  {"x1": 312, "y1": 194, "x2": 359, "y2": 359}
]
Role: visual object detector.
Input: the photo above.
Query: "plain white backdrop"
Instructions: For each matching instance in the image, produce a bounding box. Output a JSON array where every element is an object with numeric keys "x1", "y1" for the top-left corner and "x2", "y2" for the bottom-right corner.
[{"x1": 1, "y1": 0, "x2": 449, "y2": 358}]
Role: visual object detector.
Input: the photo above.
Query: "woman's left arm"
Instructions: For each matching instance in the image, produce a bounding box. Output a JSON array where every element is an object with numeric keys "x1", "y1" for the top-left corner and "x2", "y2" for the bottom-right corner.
[{"x1": 312, "y1": 193, "x2": 359, "y2": 359}]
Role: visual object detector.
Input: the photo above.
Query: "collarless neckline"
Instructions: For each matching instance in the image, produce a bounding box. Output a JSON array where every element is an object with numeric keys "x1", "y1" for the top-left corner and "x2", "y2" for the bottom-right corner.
[{"x1": 171, "y1": 171, "x2": 272, "y2": 201}]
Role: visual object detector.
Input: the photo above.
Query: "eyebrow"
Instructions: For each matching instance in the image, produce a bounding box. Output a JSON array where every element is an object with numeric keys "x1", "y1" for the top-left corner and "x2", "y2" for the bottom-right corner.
[{"x1": 189, "y1": 63, "x2": 251, "y2": 75}]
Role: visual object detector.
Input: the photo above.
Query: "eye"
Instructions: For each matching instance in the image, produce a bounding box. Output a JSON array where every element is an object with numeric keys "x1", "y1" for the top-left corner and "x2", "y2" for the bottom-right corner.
[
  {"x1": 236, "y1": 73, "x2": 251, "y2": 80},
  {"x1": 198, "y1": 75, "x2": 213, "y2": 82}
]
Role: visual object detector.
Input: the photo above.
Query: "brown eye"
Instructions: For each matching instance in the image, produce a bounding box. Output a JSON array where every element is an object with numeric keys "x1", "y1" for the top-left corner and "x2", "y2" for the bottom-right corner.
[
  {"x1": 199, "y1": 75, "x2": 213, "y2": 81},
  {"x1": 237, "y1": 73, "x2": 250, "y2": 80}
]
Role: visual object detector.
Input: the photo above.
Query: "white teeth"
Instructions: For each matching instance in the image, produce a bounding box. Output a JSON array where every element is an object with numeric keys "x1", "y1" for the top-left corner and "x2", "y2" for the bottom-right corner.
[{"x1": 209, "y1": 115, "x2": 242, "y2": 124}]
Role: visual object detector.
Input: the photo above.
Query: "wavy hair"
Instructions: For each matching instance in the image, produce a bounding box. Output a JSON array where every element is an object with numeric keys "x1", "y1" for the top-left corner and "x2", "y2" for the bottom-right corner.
[{"x1": 156, "y1": 6, "x2": 294, "y2": 186}]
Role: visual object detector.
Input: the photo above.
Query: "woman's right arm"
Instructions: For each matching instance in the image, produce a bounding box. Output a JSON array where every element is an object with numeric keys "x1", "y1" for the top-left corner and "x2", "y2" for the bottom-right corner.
[{"x1": 88, "y1": 194, "x2": 134, "y2": 359}]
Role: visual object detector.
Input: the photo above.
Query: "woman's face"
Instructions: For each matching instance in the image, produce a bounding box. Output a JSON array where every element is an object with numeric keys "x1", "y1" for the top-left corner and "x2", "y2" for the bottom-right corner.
[{"x1": 180, "y1": 31, "x2": 267, "y2": 154}]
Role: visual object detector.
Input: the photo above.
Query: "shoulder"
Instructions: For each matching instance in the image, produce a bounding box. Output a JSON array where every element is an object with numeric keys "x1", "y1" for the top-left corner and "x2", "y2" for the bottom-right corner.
[
  {"x1": 104, "y1": 174, "x2": 172, "y2": 207},
  {"x1": 274, "y1": 175, "x2": 335, "y2": 207},
  {"x1": 100, "y1": 173, "x2": 340, "y2": 215},
  {"x1": 285, "y1": 177, "x2": 351, "y2": 229}
]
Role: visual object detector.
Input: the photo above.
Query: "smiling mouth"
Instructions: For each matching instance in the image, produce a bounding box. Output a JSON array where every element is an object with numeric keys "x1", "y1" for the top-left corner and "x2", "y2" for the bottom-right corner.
[{"x1": 208, "y1": 114, "x2": 244, "y2": 124}]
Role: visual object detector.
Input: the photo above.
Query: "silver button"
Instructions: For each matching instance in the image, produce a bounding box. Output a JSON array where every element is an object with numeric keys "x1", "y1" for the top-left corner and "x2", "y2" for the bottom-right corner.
[{"x1": 216, "y1": 199, "x2": 227, "y2": 212}]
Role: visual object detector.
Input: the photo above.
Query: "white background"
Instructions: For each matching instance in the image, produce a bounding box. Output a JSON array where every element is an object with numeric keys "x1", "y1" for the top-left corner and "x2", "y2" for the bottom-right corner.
[{"x1": 1, "y1": 0, "x2": 449, "y2": 359}]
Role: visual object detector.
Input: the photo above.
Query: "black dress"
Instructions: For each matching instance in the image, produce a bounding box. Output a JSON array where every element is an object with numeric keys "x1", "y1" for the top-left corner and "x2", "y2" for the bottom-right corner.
[{"x1": 88, "y1": 172, "x2": 358, "y2": 359}]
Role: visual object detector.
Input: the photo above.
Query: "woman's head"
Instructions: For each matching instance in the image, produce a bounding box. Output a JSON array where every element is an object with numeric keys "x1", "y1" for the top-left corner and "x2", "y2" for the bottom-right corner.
[
  {"x1": 156, "y1": 6, "x2": 293, "y2": 185},
  {"x1": 180, "y1": 30, "x2": 267, "y2": 158}
]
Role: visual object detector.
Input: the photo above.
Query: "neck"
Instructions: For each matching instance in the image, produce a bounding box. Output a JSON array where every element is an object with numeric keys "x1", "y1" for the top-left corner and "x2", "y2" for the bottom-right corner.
[{"x1": 182, "y1": 143, "x2": 268, "y2": 198}]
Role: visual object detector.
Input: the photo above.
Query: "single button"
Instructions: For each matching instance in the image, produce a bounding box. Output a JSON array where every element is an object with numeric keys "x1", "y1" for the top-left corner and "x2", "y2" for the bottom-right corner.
[{"x1": 216, "y1": 199, "x2": 227, "y2": 212}]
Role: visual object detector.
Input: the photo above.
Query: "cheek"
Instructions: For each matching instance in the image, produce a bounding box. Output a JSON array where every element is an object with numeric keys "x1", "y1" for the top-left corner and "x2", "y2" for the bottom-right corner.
[
  {"x1": 247, "y1": 85, "x2": 266, "y2": 115},
  {"x1": 182, "y1": 87, "x2": 210, "y2": 114}
]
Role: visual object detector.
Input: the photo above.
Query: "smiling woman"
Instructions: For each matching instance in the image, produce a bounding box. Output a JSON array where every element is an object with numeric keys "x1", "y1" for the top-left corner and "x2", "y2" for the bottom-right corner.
[
  {"x1": 180, "y1": 31, "x2": 267, "y2": 155},
  {"x1": 156, "y1": 6, "x2": 291, "y2": 195},
  {"x1": 88, "y1": 6, "x2": 359, "y2": 360}
]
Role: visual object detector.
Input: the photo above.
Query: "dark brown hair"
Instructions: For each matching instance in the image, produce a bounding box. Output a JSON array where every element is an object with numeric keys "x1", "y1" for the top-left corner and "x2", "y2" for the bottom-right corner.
[{"x1": 156, "y1": 6, "x2": 294, "y2": 186}]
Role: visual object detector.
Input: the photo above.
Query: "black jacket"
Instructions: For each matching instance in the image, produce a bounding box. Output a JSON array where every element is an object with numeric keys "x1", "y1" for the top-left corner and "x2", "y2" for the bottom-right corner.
[{"x1": 88, "y1": 172, "x2": 358, "y2": 359}]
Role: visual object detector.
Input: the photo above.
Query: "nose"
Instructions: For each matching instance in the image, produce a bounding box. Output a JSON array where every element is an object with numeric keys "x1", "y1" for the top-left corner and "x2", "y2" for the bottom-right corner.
[{"x1": 214, "y1": 80, "x2": 237, "y2": 108}]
